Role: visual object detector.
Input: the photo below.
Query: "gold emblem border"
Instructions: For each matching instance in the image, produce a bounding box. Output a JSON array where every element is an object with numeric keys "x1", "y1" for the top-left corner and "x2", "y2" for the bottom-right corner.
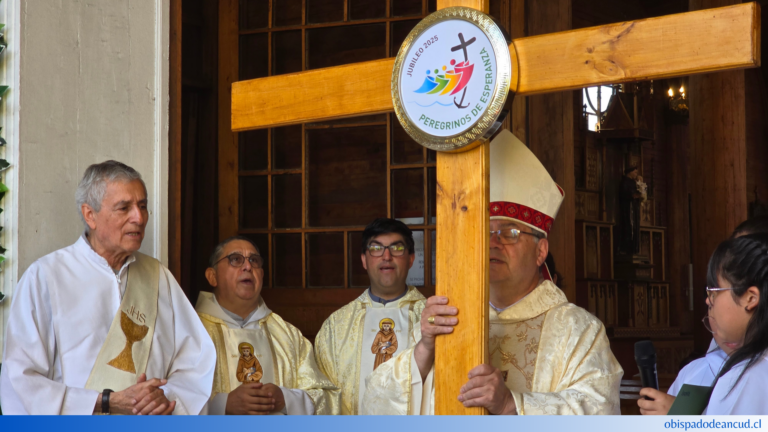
[{"x1": 391, "y1": 7, "x2": 512, "y2": 152}]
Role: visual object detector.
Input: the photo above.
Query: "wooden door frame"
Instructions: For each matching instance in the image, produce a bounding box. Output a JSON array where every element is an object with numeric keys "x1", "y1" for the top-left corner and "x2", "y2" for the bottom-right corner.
[{"x1": 169, "y1": 0, "x2": 182, "y2": 281}]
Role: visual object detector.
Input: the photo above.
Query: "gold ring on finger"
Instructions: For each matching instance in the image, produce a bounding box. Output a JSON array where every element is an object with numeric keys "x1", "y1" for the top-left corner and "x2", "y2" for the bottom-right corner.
[{"x1": 428, "y1": 316, "x2": 436, "y2": 325}]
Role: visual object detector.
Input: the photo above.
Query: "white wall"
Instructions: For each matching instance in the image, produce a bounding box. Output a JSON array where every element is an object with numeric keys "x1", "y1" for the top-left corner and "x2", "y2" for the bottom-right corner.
[{"x1": 1, "y1": 0, "x2": 170, "y2": 358}]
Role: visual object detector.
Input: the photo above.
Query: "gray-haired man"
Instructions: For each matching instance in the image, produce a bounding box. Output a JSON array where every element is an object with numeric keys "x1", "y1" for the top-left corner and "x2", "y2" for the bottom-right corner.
[{"x1": 0, "y1": 160, "x2": 216, "y2": 415}]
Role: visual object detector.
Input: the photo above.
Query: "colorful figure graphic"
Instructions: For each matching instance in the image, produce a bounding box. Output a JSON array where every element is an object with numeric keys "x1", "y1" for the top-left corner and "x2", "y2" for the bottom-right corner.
[
  {"x1": 412, "y1": 33, "x2": 477, "y2": 108},
  {"x1": 371, "y1": 318, "x2": 398, "y2": 370},
  {"x1": 414, "y1": 61, "x2": 474, "y2": 97},
  {"x1": 236, "y1": 342, "x2": 263, "y2": 383}
]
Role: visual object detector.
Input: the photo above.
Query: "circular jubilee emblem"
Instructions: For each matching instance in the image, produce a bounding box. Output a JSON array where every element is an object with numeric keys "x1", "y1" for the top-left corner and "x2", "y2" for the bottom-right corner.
[{"x1": 392, "y1": 7, "x2": 512, "y2": 152}]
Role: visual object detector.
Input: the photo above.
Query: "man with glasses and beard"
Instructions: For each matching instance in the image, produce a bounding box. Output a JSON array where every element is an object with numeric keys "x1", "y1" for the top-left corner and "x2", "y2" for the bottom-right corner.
[
  {"x1": 314, "y1": 218, "x2": 427, "y2": 415},
  {"x1": 196, "y1": 236, "x2": 340, "y2": 415}
]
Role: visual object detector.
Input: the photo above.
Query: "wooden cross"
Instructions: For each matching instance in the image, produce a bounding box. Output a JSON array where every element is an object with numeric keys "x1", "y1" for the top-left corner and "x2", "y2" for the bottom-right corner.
[{"x1": 231, "y1": 0, "x2": 760, "y2": 415}]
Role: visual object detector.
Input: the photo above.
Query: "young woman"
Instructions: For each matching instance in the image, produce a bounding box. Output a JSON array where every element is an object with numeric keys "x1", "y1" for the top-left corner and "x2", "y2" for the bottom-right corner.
[
  {"x1": 699, "y1": 233, "x2": 768, "y2": 414},
  {"x1": 639, "y1": 224, "x2": 768, "y2": 415}
]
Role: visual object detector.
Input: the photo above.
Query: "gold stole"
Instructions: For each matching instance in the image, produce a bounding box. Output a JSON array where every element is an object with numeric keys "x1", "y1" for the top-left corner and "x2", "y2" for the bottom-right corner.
[
  {"x1": 357, "y1": 304, "x2": 413, "y2": 411},
  {"x1": 489, "y1": 313, "x2": 545, "y2": 392},
  {"x1": 198, "y1": 314, "x2": 278, "y2": 394},
  {"x1": 85, "y1": 252, "x2": 160, "y2": 392}
]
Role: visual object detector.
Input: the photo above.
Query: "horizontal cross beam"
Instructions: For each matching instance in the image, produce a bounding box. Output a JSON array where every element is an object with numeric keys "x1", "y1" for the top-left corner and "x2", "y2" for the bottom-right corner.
[{"x1": 232, "y1": 3, "x2": 759, "y2": 132}]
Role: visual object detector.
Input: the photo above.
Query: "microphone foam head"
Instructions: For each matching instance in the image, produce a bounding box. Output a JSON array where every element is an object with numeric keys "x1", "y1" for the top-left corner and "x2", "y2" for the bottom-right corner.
[{"x1": 634, "y1": 340, "x2": 657, "y2": 366}]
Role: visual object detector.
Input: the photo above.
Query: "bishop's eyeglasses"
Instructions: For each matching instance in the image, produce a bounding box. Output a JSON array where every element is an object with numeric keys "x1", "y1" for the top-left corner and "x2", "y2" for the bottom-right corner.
[
  {"x1": 367, "y1": 243, "x2": 407, "y2": 257},
  {"x1": 216, "y1": 253, "x2": 264, "y2": 269},
  {"x1": 490, "y1": 228, "x2": 544, "y2": 245}
]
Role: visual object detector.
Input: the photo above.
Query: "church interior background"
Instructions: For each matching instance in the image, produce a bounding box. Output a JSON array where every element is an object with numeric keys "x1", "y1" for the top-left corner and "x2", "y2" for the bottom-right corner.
[{"x1": 175, "y1": 0, "x2": 768, "y2": 414}]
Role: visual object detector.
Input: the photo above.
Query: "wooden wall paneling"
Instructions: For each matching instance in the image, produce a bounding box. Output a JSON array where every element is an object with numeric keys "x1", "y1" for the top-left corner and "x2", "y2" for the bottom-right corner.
[
  {"x1": 181, "y1": 0, "x2": 220, "y2": 301},
  {"x1": 343, "y1": 228, "x2": 349, "y2": 288},
  {"x1": 302, "y1": 123, "x2": 307, "y2": 288},
  {"x1": 385, "y1": 3, "x2": 391, "y2": 54},
  {"x1": 663, "y1": 116, "x2": 690, "y2": 330},
  {"x1": 587, "y1": 282, "x2": 597, "y2": 316},
  {"x1": 652, "y1": 230, "x2": 664, "y2": 281},
  {"x1": 575, "y1": 221, "x2": 585, "y2": 280},
  {"x1": 607, "y1": 283, "x2": 617, "y2": 327},
  {"x1": 267, "y1": 128, "x2": 273, "y2": 228},
  {"x1": 689, "y1": 0, "x2": 750, "y2": 356},
  {"x1": 660, "y1": 284, "x2": 670, "y2": 326},
  {"x1": 219, "y1": 0, "x2": 239, "y2": 240},
  {"x1": 585, "y1": 146, "x2": 600, "y2": 191},
  {"x1": 617, "y1": 281, "x2": 630, "y2": 327},
  {"x1": 599, "y1": 225, "x2": 613, "y2": 279},
  {"x1": 510, "y1": 0, "x2": 527, "y2": 143},
  {"x1": 387, "y1": 115, "x2": 393, "y2": 218},
  {"x1": 181, "y1": 94, "x2": 199, "y2": 292},
  {"x1": 169, "y1": 0, "x2": 182, "y2": 282},
  {"x1": 689, "y1": 66, "x2": 748, "y2": 353},
  {"x1": 527, "y1": 0, "x2": 576, "y2": 302},
  {"x1": 585, "y1": 225, "x2": 598, "y2": 278},
  {"x1": 575, "y1": 191, "x2": 600, "y2": 221},
  {"x1": 648, "y1": 284, "x2": 659, "y2": 327},
  {"x1": 597, "y1": 283, "x2": 606, "y2": 323},
  {"x1": 746, "y1": 9, "x2": 768, "y2": 216},
  {"x1": 632, "y1": 282, "x2": 648, "y2": 327}
]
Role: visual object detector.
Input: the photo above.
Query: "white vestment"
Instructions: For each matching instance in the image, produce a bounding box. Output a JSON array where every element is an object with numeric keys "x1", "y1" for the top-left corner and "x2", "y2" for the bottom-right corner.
[
  {"x1": 314, "y1": 287, "x2": 426, "y2": 414},
  {"x1": 0, "y1": 236, "x2": 216, "y2": 415},
  {"x1": 703, "y1": 353, "x2": 768, "y2": 415},
  {"x1": 362, "y1": 280, "x2": 623, "y2": 415},
  {"x1": 196, "y1": 292, "x2": 340, "y2": 415},
  {"x1": 668, "y1": 340, "x2": 726, "y2": 397}
]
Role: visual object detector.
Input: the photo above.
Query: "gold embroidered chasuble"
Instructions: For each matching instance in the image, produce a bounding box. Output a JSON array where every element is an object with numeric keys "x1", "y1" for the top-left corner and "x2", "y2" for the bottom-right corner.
[
  {"x1": 362, "y1": 280, "x2": 623, "y2": 415},
  {"x1": 314, "y1": 286, "x2": 426, "y2": 415},
  {"x1": 197, "y1": 292, "x2": 341, "y2": 415}
]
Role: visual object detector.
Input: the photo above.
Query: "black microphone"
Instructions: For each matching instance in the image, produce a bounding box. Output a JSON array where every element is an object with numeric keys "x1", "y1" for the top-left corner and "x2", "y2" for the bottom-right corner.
[{"x1": 635, "y1": 340, "x2": 659, "y2": 393}]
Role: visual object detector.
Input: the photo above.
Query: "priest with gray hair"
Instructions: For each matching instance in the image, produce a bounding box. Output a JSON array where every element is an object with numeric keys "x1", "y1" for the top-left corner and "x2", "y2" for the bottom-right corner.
[{"x1": 0, "y1": 160, "x2": 216, "y2": 415}]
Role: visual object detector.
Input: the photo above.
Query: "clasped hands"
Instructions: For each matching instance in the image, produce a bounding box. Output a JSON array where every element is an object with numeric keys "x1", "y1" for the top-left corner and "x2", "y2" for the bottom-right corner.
[
  {"x1": 415, "y1": 296, "x2": 517, "y2": 415},
  {"x1": 226, "y1": 382, "x2": 286, "y2": 415},
  {"x1": 98, "y1": 373, "x2": 175, "y2": 415}
]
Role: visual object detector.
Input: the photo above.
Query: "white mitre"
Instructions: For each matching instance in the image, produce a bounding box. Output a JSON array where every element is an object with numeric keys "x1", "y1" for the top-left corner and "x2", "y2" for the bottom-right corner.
[{"x1": 490, "y1": 129, "x2": 564, "y2": 238}]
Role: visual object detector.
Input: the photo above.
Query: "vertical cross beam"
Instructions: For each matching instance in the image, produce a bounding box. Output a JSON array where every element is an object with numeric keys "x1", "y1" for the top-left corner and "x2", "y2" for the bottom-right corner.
[{"x1": 434, "y1": 0, "x2": 490, "y2": 417}]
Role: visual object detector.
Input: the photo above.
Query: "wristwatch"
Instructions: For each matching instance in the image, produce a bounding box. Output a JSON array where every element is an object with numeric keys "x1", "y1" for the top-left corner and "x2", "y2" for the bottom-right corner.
[{"x1": 102, "y1": 389, "x2": 114, "y2": 414}]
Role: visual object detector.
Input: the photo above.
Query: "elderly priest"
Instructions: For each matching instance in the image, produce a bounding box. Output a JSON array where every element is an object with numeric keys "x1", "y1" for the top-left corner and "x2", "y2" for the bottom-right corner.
[
  {"x1": 196, "y1": 236, "x2": 340, "y2": 415},
  {"x1": 315, "y1": 218, "x2": 426, "y2": 414},
  {"x1": 0, "y1": 161, "x2": 216, "y2": 415},
  {"x1": 363, "y1": 131, "x2": 623, "y2": 415}
]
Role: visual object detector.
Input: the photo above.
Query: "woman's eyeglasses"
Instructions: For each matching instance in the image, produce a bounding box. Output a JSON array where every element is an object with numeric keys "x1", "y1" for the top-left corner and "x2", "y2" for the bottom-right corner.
[{"x1": 706, "y1": 286, "x2": 734, "y2": 305}]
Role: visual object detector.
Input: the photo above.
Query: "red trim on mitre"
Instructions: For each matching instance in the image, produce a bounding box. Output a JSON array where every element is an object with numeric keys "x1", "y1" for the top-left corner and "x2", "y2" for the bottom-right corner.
[{"x1": 489, "y1": 201, "x2": 555, "y2": 234}]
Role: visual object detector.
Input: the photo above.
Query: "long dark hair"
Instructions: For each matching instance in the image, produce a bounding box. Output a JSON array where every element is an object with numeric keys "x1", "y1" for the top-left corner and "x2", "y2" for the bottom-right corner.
[{"x1": 707, "y1": 233, "x2": 768, "y2": 393}]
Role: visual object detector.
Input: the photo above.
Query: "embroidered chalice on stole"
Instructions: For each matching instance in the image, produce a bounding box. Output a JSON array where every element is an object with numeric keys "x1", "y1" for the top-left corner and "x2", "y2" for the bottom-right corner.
[{"x1": 108, "y1": 311, "x2": 149, "y2": 373}]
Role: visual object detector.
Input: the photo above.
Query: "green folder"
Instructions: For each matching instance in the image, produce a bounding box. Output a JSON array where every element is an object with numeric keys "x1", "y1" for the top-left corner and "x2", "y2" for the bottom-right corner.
[{"x1": 668, "y1": 384, "x2": 713, "y2": 415}]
